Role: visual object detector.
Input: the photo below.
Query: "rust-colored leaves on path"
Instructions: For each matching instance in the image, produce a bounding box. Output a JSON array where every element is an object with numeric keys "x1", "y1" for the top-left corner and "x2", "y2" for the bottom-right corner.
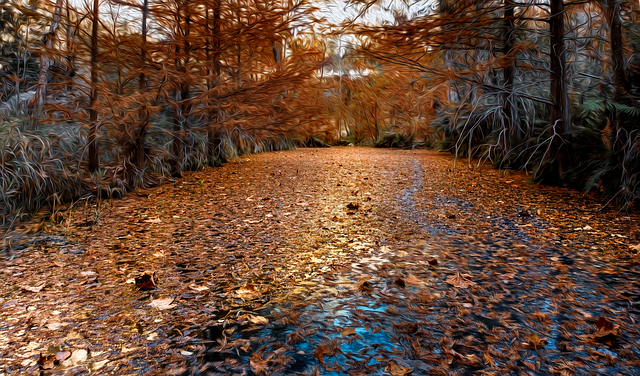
[{"x1": 1, "y1": 148, "x2": 639, "y2": 375}]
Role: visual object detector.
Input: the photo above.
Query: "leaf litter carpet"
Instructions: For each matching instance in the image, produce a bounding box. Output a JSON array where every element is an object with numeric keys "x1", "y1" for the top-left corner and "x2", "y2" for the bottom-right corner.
[{"x1": 2, "y1": 147, "x2": 640, "y2": 375}]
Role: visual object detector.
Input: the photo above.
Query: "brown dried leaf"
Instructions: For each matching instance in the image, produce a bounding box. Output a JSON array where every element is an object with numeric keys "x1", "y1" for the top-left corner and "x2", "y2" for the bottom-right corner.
[
  {"x1": 385, "y1": 361, "x2": 413, "y2": 376},
  {"x1": 55, "y1": 351, "x2": 71, "y2": 362},
  {"x1": 20, "y1": 283, "x2": 45, "y2": 293},
  {"x1": 591, "y1": 316, "x2": 620, "y2": 340},
  {"x1": 342, "y1": 327, "x2": 357, "y2": 337},
  {"x1": 37, "y1": 353, "x2": 56, "y2": 370},
  {"x1": 445, "y1": 272, "x2": 475, "y2": 288},
  {"x1": 405, "y1": 274, "x2": 425, "y2": 286},
  {"x1": 522, "y1": 333, "x2": 547, "y2": 349},
  {"x1": 249, "y1": 315, "x2": 269, "y2": 325},
  {"x1": 150, "y1": 298, "x2": 176, "y2": 310},
  {"x1": 134, "y1": 272, "x2": 157, "y2": 290}
]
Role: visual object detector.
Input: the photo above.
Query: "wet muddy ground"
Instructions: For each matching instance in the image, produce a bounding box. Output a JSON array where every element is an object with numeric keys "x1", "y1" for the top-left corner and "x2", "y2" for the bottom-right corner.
[{"x1": 1, "y1": 147, "x2": 640, "y2": 375}]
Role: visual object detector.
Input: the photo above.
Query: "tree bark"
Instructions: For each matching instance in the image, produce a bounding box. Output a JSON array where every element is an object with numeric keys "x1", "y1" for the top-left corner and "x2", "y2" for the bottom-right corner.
[
  {"x1": 88, "y1": 0, "x2": 100, "y2": 171},
  {"x1": 180, "y1": 2, "x2": 192, "y2": 156},
  {"x1": 501, "y1": 0, "x2": 520, "y2": 151},
  {"x1": 172, "y1": 2, "x2": 184, "y2": 169},
  {"x1": 206, "y1": 0, "x2": 226, "y2": 164},
  {"x1": 548, "y1": 0, "x2": 571, "y2": 174},
  {"x1": 32, "y1": 0, "x2": 63, "y2": 110},
  {"x1": 606, "y1": 0, "x2": 627, "y2": 104},
  {"x1": 133, "y1": 0, "x2": 149, "y2": 169},
  {"x1": 549, "y1": 0, "x2": 570, "y2": 134}
]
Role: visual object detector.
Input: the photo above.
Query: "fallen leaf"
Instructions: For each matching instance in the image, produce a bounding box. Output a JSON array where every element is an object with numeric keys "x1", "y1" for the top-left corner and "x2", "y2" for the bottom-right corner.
[
  {"x1": 249, "y1": 315, "x2": 269, "y2": 325},
  {"x1": 590, "y1": 316, "x2": 620, "y2": 342},
  {"x1": 46, "y1": 322, "x2": 67, "y2": 330},
  {"x1": 189, "y1": 284, "x2": 209, "y2": 292},
  {"x1": 518, "y1": 210, "x2": 531, "y2": 217},
  {"x1": 522, "y1": 333, "x2": 547, "y2": 349},
  {"x1": 55, "y1": 351, "x2": 71, "y2": 362},
  {"x1": 346, "y1": 202, "x2": 360, "y2": 210},
  {"x1": 385, "y1": 361, "x2": 413, "y2": 376},
  {"x1": 428, "y1": 259, "x2": 438, "y2": 266},
  {"x1": 21, "y1": 283, "x2": 45, "y2": 293},
  {"x1": 250, "y1": 352, "x2": 269, "y2": 375},
  {"x1": 342, "y1": 327, "x2": 357, "y2": 336},
  {"x1": 445, "y1": 272, "x2": 475, "y2": 288},
  {"x1": 150, "y1": 298, "x2": 176, "y2": 310},
  {"x1": 629, "y1": 244, "x2": 640, "y2": 252},
  {"x1": 37, "y1": 353, "x2": 56, "y2": 370},
  {"x1": 405, "y1": 274, "x2": 425, "y2": 286},
  {"x1": 134, "y1": 272, "x2": 157, "y2": 290},
  {"x1": 92, "y1": 359, "x2": 109, "y2": 370},
  {"x1": 60, "y1": 349, "x2": 88, "y2": 367}
]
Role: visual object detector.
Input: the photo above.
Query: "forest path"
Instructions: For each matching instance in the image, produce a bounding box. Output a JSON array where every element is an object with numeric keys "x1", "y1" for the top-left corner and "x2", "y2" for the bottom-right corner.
[{"x1": 1, "y1": 147, "x2": 640, "y2": 375}]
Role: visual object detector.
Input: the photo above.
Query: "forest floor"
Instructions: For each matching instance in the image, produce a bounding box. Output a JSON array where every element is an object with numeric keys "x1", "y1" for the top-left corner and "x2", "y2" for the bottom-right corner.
[{"x1": 1, "y1": 147, "x2": 640, "y2": 375}]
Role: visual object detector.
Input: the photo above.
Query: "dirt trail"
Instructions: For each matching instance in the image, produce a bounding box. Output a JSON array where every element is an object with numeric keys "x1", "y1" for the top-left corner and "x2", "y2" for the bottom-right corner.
[{"x1": 1, "y1": 147, "x2": 639, "y2": 375}]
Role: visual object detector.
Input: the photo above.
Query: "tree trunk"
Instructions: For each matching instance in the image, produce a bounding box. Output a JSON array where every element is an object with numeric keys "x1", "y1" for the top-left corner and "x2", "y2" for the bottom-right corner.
[
  {"x1": 32, "y1": 0, "x2": 63, "y2": 110},
  {"x1": 88, "y1": 0, "x2": 100, "y2": 171},
  {"x1": 133, "y1": 0, "x2": 149, "y2": 169},
  {"x1": 606, "y1": 0, "x2": 627, "y2": 104},
  {"x1": 64, "y1": 0, "x2": 76, "y2": 92},
  {"x1": 549, "y1": 0, "x2": 570, "y2": 133},
  {"x1": 501, "y1": 0, "x2": 520, "y2": 151},
  {"x1": 206, "y1": 1, "x2": 226, "y2": 165},
  {"x1": 180, "y1": 2, "x2": 192, "y2": 155},
  {"x1": 236, "y1": 11, "x2": 242, "y2": 87},
  {"x1": 548, "y1": 0, "x2": 571, "y2": 174}
]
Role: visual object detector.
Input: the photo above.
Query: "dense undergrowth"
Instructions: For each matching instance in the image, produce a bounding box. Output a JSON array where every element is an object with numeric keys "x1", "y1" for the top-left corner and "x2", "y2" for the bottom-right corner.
[{"x1": 0, "y1": 112, "x2": 333, "y2": 244}]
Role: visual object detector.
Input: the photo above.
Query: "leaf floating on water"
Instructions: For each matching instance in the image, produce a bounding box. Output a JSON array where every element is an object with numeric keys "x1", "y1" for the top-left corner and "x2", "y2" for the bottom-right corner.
[
  {"x1": 342, "y1": 327, "x2": 357, "y2": 337},
  {"x1": 385, "y1": 361, "x2": 413, "y2": 376},
  {"x1": 150, "y1": 298, "x2": 176, "y2": 310},
  {"x1": 445, "y1": 272, "x2": 475, "y2": 288}
]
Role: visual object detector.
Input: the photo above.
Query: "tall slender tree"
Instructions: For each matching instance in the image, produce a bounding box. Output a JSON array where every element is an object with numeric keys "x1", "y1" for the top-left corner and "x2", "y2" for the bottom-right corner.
[{"x1": 87, "y1": 0, "x2": 100, "y2": 171}]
